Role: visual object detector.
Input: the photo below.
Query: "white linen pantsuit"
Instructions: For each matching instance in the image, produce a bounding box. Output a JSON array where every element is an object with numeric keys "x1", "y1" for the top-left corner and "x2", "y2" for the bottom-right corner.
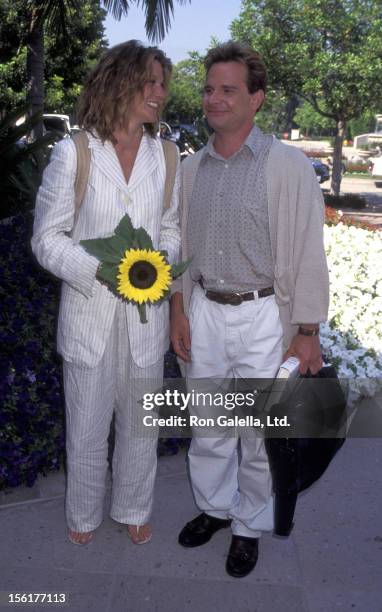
[
  {"x1": 64, "y1": 302, "x2": 163, "y2": 532},
  {"x1": 186, "y1": 284, "x2": 283, "y2": 538},
  {"x1": 32, "y1": 132, "x2": 180, "y2": 531}
]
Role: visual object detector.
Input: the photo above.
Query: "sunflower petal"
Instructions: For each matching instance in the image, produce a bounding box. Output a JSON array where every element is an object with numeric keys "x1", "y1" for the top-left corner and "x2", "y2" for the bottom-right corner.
[{"x1": 117, "y1": 248, "x2": 171, "y2": 307}]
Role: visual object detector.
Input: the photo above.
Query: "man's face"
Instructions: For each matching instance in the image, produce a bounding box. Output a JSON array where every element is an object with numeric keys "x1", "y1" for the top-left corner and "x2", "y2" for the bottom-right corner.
[{"x1": 202, "y1": 61, "x2": 264, "y2": 135}]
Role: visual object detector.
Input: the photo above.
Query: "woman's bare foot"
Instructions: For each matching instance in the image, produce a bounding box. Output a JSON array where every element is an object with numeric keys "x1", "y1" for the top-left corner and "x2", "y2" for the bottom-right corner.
[
  {"x1": 68, "y1": 529, "x2": 94, "y2": 545},
  {"x1": 127, "y1": 524, "x2": 152, "y2": 544}
]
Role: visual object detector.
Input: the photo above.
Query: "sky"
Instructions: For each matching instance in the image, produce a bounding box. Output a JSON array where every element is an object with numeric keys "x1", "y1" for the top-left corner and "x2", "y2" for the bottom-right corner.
[{"x1": 104, "y1": 0, "x2": 243, "y2": 64}]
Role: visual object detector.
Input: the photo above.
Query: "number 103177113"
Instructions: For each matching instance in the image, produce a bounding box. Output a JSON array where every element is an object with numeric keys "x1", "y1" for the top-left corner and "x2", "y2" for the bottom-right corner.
[{"x1": 6, "y1": 593, "x2": 67, "y2": 604}]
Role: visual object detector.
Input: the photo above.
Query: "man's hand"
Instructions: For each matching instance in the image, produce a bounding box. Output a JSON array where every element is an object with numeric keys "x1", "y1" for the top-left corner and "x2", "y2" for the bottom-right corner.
[
  {"x1": 170, "y1": 292, "x2": 191, "y2": 362},
  {"x1": 284, "y1": 334, "x2": 322, "y2": 375}
]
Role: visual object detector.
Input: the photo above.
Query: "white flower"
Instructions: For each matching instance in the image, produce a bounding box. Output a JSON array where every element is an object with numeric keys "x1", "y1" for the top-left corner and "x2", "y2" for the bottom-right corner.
[{"x1": 323, "y1": 224, "x2": 382, "y2": 404}]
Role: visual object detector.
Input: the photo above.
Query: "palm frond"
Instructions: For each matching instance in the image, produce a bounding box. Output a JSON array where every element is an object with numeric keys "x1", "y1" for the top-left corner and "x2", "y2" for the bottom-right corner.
[
  {"x1": 138, "y1": 0, "x2": 190, "y2": 42},
  {"x1": 102, "y1": 0, "x2": 190, "y2": 42},
  {"x1": 102, "y1": 0, "x2": 130, "y2": 20},
  {"x1": 27, "y1": 0, "x2": 79, "y2": 34}
]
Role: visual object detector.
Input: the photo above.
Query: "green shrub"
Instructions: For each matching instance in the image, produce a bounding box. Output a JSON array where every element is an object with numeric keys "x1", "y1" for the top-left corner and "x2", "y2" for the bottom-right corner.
[
  {"x1": 0, "y1": 213, "x2": 64, "y2": 489},
  {"x1": 0, "y1": 107, "x2": 54, "y2": 220}
]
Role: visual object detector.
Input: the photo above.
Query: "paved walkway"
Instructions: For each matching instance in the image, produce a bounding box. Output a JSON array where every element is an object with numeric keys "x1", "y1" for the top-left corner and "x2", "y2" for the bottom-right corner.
[{"x1": 1, "y1": 393, "x2": 382, "y2": 612}]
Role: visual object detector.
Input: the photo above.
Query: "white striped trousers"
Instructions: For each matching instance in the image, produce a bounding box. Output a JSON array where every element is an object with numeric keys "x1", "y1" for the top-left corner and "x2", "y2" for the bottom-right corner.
[{"x1": 63, "y1": 302, "x2": 163, "y2": 532}]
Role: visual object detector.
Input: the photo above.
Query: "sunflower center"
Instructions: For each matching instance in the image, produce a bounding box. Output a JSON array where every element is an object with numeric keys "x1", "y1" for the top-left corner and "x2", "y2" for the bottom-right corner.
[{"x1": 128, "y1": 260, "x2": 158, "y2": 289}]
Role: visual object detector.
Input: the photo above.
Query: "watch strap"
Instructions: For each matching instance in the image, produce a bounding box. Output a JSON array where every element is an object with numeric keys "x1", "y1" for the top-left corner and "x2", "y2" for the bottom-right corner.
[{"x1": 298, "y1": 326, "x2": 319, "y2": 337}]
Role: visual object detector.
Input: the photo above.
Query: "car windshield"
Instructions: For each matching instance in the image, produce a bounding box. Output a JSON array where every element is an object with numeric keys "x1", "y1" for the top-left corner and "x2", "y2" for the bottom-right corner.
[{"x1": 43, "y1": 117, "x2": 68, "y2": 135}]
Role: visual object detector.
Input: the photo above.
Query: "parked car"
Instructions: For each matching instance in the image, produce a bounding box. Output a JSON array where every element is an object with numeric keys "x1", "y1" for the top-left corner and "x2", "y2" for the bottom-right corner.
[
  {"x1": 368, "y1": 155, "x2": 382, "y2": 187},
  {"x1": 43, "y1": 114, "x2": 71, "y2": 139},
  {"x1": 158, "y1": 121, "x2": 173, "y2": 140},
  {"x1": 310, "y1": 158, "x2": 330, "y2": 183}
]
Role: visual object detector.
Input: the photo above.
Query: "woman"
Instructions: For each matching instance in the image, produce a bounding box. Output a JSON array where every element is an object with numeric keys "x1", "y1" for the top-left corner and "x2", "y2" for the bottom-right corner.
[{"x1": 32, "y1": 41, "x2": 180, "y2": 545}]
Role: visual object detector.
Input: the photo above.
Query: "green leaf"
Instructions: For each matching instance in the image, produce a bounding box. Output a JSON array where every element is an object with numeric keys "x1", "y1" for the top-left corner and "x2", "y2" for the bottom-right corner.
[
  {"x1": 108, "y1": 234, "x2": 131, "y2": 257},
  {"x1": 80, "y1": 238, "x2": 119, "y2": 261},
  {"x1": 134, "y1": 227, "x2": 154, "y2": 250},
  {"x1": 98, "y1": 262, "x2": 118, "y2": 290},
  {"x1": 137, "y1": 303, "x2": 148, "y2": 324},
  {"x1": 171, "y1": 258, "x2": 192, "y2": 279},
  {"x1": 114, "y1": 213, "x2": 135, "y2": 242}
]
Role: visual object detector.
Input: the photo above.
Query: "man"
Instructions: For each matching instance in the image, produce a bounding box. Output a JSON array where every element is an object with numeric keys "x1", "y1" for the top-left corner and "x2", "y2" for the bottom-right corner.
[{"x1": 170, "y1": 42, "x2": 329, "y2": 578}]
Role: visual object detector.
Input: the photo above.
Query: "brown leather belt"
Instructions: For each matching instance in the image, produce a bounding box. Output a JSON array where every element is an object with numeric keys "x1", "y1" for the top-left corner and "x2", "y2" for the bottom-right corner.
[{"x1": 199, "y1": 280, "x2": 274, "y2": 306}]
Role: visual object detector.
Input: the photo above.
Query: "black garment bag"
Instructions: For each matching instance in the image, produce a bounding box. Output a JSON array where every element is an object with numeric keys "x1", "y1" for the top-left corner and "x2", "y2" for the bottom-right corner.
[{"x1": 264, "y1": 365, "x2": 347, "y2": 536}]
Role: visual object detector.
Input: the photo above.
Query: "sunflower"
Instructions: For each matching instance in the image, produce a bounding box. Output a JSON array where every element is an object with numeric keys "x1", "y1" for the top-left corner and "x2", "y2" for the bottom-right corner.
[{"x1": 117, "y1": 249, "x2": 172, "y2": 304}]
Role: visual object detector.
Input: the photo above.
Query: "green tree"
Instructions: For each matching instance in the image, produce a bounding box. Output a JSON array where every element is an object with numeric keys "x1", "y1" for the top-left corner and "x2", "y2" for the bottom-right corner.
[
  {"x1": 165, "y1": 46, "x2": 299, "y2": 137},
  {"x1": 44, "y1": 0, "x2": 106, "y2": 114},
  {"x1": 166, "y1": 51, "x2": 205, "y2": 123},
  {"x1": 256, "y1": 89, "x2": 297, "y2": 136},
  {"x1": 25, "y1": 0, "x2": 191, "y2": 137},
  {"x1": 0, "y1": 0, "x2": 106, "y2": 117},
  {"x1": 231, "y1": 0, "x2": 382, "y2": 195},
  {"x1": 348, "y1": 110, "x2": 378, "y2": 140},
  {"x1": 293, "y1": 100, "x2": 333, "y2": 138},
  {"x1": 0, "y1": 2, "x2": 27, "y2": 113}
]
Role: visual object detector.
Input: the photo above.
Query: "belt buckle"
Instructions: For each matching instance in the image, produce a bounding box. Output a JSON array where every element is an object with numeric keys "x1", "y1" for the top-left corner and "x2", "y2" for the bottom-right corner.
[{"x1": 230, "y1": 292, "x2": 243, "y2": 305}]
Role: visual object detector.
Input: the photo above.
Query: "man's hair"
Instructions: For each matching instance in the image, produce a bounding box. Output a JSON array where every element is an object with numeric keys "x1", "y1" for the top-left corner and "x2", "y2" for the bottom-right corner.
[
  {"x1": 77, "y1": 40, "x2": 172, "y2": 141},
  {"x1": 204, "y1": 41, "x2": 267, "y2": 95}
]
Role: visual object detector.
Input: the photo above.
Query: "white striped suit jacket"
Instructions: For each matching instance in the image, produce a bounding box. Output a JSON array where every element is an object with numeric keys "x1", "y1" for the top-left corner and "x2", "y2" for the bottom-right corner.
[{"x1": 32, "y1": 131, "x2": 181, "y2": 368}]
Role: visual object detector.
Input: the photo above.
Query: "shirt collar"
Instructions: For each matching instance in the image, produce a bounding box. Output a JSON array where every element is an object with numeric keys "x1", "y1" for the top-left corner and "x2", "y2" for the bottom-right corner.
[{"x1": 200, "y1": 124, "x2": 266, "y2": 165}]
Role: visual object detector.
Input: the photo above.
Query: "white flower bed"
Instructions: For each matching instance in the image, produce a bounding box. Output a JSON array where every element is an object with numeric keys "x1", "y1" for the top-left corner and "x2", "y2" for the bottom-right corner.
[{"x1": 321, "y1": 223, "x2": 382, "y2": 402}]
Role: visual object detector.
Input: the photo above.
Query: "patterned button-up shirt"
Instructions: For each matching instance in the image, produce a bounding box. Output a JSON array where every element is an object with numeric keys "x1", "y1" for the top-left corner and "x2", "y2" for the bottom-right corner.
[{"x1": 187, "y1": 125, "x2": 274, "y2": 293}]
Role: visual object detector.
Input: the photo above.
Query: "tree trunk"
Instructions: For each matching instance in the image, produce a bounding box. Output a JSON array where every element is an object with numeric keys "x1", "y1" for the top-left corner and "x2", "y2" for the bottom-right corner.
[
  {"x1": 285, "y1": 94, "x2": 299, "y2": 132},
  {"x1": 330, "y1": 119, "x2": 346, "y2": 196},
  {"x1": 26, "y1": 8, "x2": 44, "y2": 140}
]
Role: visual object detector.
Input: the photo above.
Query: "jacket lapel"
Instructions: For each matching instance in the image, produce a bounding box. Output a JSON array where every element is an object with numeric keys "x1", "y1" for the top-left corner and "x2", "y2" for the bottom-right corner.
[
  {"x1": 87, "y1": 132, "x2": 159, "y2": 195},
  {"x1": 127, "y1": 134, "x2": 158, "y2": 192},
  {"x1": 88, "y1": 134, "x2": 128, "y2": 194}
]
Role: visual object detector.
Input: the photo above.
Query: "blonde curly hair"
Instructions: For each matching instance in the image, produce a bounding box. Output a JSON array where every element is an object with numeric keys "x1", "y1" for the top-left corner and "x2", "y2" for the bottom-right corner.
[{"x1": 77, "y1": 40, "x2": 172, "y2": 141}]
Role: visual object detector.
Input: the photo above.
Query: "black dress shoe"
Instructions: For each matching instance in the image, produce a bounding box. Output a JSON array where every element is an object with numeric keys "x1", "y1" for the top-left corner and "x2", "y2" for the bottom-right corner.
[
  {"x1": 178, "y1": 513, "x2": 232, "y2": 547},
  {"x1": 225, "y1": 535, "x2": 259, "y2": 578}
]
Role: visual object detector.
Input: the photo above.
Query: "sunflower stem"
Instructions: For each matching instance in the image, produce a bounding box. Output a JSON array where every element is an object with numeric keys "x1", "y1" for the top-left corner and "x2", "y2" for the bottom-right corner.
[{"x1": 137, "y1": 303, "x2": 148, "y2": 324}]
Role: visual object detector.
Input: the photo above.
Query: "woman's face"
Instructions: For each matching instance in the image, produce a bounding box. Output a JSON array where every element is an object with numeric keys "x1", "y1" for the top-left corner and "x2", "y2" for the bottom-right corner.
[{"x1": 129, "y1": 59, "x2": 167, "y2": 127}]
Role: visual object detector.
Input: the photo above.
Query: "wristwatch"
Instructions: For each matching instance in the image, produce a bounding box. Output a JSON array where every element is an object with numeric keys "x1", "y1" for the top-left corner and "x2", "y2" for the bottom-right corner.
[{"x1": 298, "y1": 326, "x2": 319, "y2": 337}]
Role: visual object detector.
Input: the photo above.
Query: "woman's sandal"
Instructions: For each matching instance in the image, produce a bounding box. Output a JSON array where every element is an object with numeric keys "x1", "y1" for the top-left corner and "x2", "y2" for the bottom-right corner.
[
  {"x1": 68, "y1": 529, "x2": 94, "y2": 546},
  {"x1": 127, "y1": 524, "x2": 152, "y2": 545}
]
